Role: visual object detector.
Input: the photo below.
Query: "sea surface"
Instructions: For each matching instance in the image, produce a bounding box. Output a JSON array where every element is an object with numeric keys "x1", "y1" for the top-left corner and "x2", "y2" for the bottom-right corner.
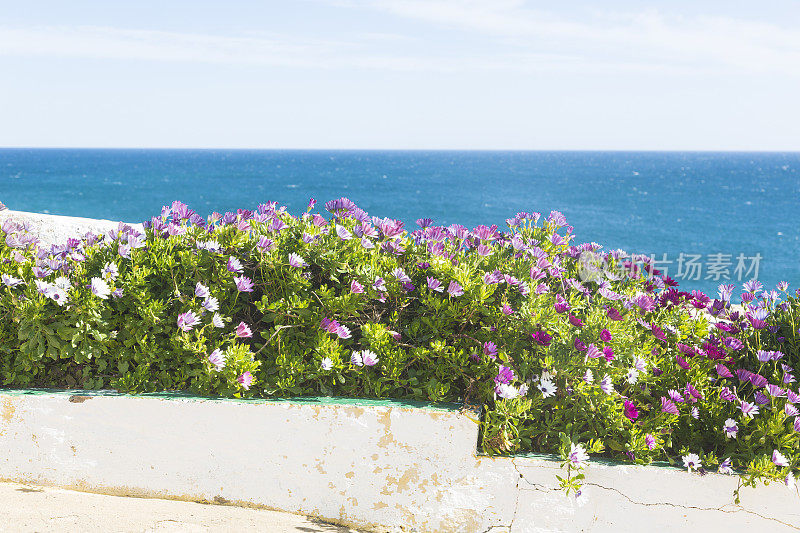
[{"x1": 1, "y1": 149, "x2": 799, "y2": 295}]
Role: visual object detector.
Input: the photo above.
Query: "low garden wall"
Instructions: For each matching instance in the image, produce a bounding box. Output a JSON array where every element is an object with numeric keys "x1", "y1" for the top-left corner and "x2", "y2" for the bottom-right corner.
[{"x1": 0, "y1": 389, "x2": 798, "y2": 532}]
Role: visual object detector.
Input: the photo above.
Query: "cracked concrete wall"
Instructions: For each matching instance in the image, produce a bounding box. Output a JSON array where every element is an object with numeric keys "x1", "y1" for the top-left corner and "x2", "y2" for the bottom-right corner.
[
  {"x1": 0, "y1": 209, "x2": 143, "y2": 247},
  {"x1": 1, "y1": 391, "x2": 798, "y2": 532}
]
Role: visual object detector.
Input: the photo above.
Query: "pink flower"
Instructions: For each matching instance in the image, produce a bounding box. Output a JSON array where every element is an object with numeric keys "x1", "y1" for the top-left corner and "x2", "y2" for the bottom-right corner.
[
  {"x1": 237, "y1": 371, "x2": 254, "y2": 390},
  {"x1": 645, "y1": 434, "x2": 656, "y2": 450},
  {"x1": 288, "y1": 253, "x2": 308, "y2": 268},
  {"x1": 586, "y1": 344, "x2": 602, "y2": 359},
  {"x1": 350, "y1": 280, "x2": 364, "y2": 294},
  {"x1": 235, "y1": 321, "x2": 253, "y2": 338},
  {"x1": 234, "y1": 276, "x2": 254, "y2": 292},
  {"x1": 208, "y1": 349, "x2": 225, "y2": 371},
  {"x1": 660, "y1": 397, "x2": 679, "y2": 415},
  {"x1": 772, "y1": 450, "x2": 789, "y2": 467},
  {"x1": 177, "y1": 311, "x2": 201, "y2": 332},
  {"x1": 447, "y1": 281, "x2": 464, "y2": 297},
  {"x1": 227, "y1": 256, "x2": 244, "y2": 273}
]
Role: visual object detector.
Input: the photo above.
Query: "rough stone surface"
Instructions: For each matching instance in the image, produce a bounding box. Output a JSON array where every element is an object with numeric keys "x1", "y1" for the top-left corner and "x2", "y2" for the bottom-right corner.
[
  {"x1": 1, "y1": 391, "x2": 798, "y2": 532},
  {"x1": 0, "y1": 210, "x2": 143, "y2": 248}
]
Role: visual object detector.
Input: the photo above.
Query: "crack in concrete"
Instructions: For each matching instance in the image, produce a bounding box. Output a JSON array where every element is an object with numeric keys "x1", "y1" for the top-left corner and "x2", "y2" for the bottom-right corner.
[{"x1": 585, "y1": 482, "x2": 800, "y2": 531}]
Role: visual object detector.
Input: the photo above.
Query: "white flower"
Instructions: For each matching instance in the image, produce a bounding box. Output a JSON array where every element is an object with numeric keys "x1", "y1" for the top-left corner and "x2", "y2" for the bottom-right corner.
[
  {"x1": 49, "y1": 288, "x2": 68, "y2": 306},
  {"x1": 718, "y1": 457, "x2": 733, "y2": 475},
  {"x1": 195, "y1": 282, "x2": 210, "y2": 299},
  {"x1": 35, "y1": 280, "x2": 54, "y2": 297},
  {"x1": 772, "y1": 450, "x2": 789, "y2": 467},
  {"x1": 625, "y1": 368, "x2": 640, "y2": 384},
  {"x1": 518, "y1": 383, "x2": 529, "y2": 397},
  {"x1": 102, "y1": 262, "x2": 119, "y2": 281},
  {"x1": 538, "y1": 377, "x2": 557, "y2": 398},
  {"x1": 599, "y1": 375, "x2": 614, "y2": 395},
  {"x1": 723, "y1": 418, "x2": 738, "y2": 439},
  {"x1": 321, "y1": 357, "x2": 334, "y2": 371},
  {"x1": 786, "y1": 472, "x2": 796, "y2": 490},
  {"x1": 568, "y1": 443, "x2": 590, "y2": 469},
  {"x1": 54, "y1": 276, "x2": 72, "y2": 290},
  {"x1": 350, "y1": 351, "x2": 363, "y2": 367},
  {"x1": 203, "y1": 296, "x2": 220, "y2": 312},
  {"x1": 361, "y1": 350, "x2": 379, "y2": 367},
  {"x1": 496, "y1": 383, "x2": 519, "y2": 399},
  {"x1": 682, "y1": 453, "x2": 701, "y2": 472},
  {"x1": 1, "y1": 274, "x2": 24, "y2": 287},
  {"x1": 540, "y1": 370, "x2": 556, "y2": 382},
  {"x1": 633, "y1": 357, "x2": 647, "y2": 372},
  {"x1": 212, "y1": 313, "x2": 225, "y2": 328},
  {"x1": 90, "y1": 277, "x2": 111, "y2": 299},
  {"x1": 583, "y1": 369, "x2": 594, "y2": 384}
]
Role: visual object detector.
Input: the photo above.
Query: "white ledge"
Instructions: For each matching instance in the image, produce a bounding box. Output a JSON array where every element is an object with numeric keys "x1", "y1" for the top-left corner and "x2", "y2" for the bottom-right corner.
[
  {"x1": 0, "y1": 209, "x2": 143, "y2": 247},
  {"x1": 1, "y1": 390, "x2": 798, "y2": 532}
]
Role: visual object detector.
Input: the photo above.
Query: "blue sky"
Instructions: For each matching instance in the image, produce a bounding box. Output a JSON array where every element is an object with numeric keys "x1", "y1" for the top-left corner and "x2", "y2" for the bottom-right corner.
[{"x1": 1, "y1": 0, "x2": 799, "y2": 150}]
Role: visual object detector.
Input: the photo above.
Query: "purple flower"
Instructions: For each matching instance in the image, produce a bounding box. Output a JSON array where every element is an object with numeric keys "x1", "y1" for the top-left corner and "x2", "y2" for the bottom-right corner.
[
  {"x1": 718, "y1": 457, "x2": 733, "y2": 475},
  {"x1": 233, "y1": 276, "x2": 254, "y2": 292},
  {"x1": 195, "y1": 282, "x2": 210, "y2": 299},
  {"x1": 235, "y1": 321, "x2": 253, "y2": 338},
  {"x1": 574, "y1": 338, "x2": 587, "y2": 352},
  {"x1": 738, "y1": 400, "x2": 760, "y2": 418},
  {"x1": 660, "y1": 397, "x2": 679, "y2": 415},
  {"x1": 392, "y1": 268, "x2": 411, "y2": 283},
  {"x1": 177, "y1": 311, "x2": 201, "y2": 332},
  {"x1": 531, "y1": 331, "x2": 552, "y2": 346},
  {"x1": 483, "y1": 342, "x2": 498, "y2": 359},
  {"x1": 373, "y1": 277, "x2": 387, "y2": 292},
  {"x1": 336, "y1": 325, "x2": 351, "y2": 339},
  {"x1": 335, "y1": 224, "x2": 353, "y2": 241},
  {"x1": 716, "y1": 364, "x2": 734, "y2": 378},
  {"x1": 501, "y1": 303, "x2": 514, "y2": 315},
  {"x1": 586, "y1": 344, "x2": 602, "y2": 359},
  {"x1": 237, "y1": 371, "x2": 254, "y2": 390},
  {"x1": 208, "y1": 349, "x2": 225, "y2": 371},
  {"x1": 794, "y1": 418, "x2": 800, "y2": 433},
  {"x1": 257, "y1": 236, "x2": 274, "y2": 252},
  {"x1": 494, "y1": 365, "x2": 515, "y2": 385},
  {"x1": 568, "y1": 314, "x2": 583, "y2": 328},
  {"x1": 447, "y1": 281, "x2": 464, "y2": 297},
  {"x1": 427, "y1": 277, "x2": 444, "y2": 292},
  {"x1": 602, "y1": 346, "x2": 614, "y2": 362},
  {"x1": 554, "y1": 294, "x2": 570, "y2": 313},
  {"x1": 288, "y1": 253, "x2": 308, "y2": 268},
  {"x1": 227, "y1": 256, "x2": 244, "y2": 273},
  {"x1": 203, "y1": 296, "x2": 219, "y2": 312},
  {"x1": 350, "y1": 280, "x2": 364, "y2": 294},
  {"x1": 600, "y1": 329, "x2": 612, "y2": 342},
  {"x1": 676, "y1": 355, "x2": 691, "y2": 370},
  {"x1": 599, "y1": 375, "x2": 614, "y2": 395},
  {"x1": 645, "y1": 434, "x2": 656, "y2": 450},
  {"x1": 748, "y1": 308, "x2": 769, "y2": 330},
  {"x1": 720, "y1": 387, "x2": 736, "y2": 402},
  {"x1": 606, "y1": 307, "x2": 624, "y2": 321}
]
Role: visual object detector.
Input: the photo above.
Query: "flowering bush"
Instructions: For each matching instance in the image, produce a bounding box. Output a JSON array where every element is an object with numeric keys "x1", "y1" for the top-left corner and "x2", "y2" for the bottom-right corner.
[{"x1": 0, "y1": 199, "x2": 798, "y2": 497}]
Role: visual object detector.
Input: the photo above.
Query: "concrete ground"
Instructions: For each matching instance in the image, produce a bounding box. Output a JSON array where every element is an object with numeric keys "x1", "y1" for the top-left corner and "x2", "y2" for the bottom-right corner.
[{"x1": 0, "y1": 481, "x2": 363, "y2": 533}]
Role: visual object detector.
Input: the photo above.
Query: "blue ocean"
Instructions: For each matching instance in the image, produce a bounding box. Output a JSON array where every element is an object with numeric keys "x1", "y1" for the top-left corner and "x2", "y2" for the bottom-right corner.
[{"x1": 1, "y1": 149, "x2": 798, "y2": 295}]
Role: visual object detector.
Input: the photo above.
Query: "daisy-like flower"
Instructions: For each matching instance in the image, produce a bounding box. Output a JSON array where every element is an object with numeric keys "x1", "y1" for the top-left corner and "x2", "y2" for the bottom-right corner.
[
  {"x1": 682, "y1": 453, "x2": 701, "y2": 472},
  {"x1": 335, "y1": 224, "x2": 352, "y2": 241},
  {"x1": 257, "y1": 236, "x2": 274, "y2": 252},
  {"x1": 495, "y1": 383, "x2": 519, "y2": 399},
  {"x1": 234, "y1": 276, "x2": 254, "y2": 292},
  {"x1": 426, "y1": 277, "x2": 444, "y2": 292},
  {"x1": 691, "y1": 407, "x2": 700, "y2": 419},
  {"x1": 350, "y1": 280, "x2": 364, "y2": 294},
  {"x1": 208, "y1": 349, "x2": 225, "y2": 371},
  {"x1": 392, "y1": 268, "x2": 411, "y2": 283},
  {"x1": 288, "y1": 253, "x2": 308, "y2": 268},
  {"x1": 351, "y1": 351, "x2": 363, "y2": 366},
  {"x1": 772, "y1": 450, "x2": 789, "y2": 467},
  {"x1": 361, "y1": 350, "x2": 379, "y2": 367},
  {"x1": 111, "y1": 288, "x2": 124, "y2": 299},
  {"x1": 226, "y1": 256, "x2": 244, "y2": 273},
  {"x1": 538, "y1": 377, "x2": 557, "y2": 398},
  {"x1": 786, "y1": 472, "x2": 796, "y2": 489},
  {"x1": 586, "y1": 344, "x2": 602, "y2": 359},
  {"x1": 623, "y1": 400, "x2": 639, "y2": 421},
  {"x1": 336, "y1": 325, "x2": 351, "y2": 339},
  {"x1": 723, "y1": 418, "x2": 738, "y2": 439},
  {"x1": 583, "y1": 369, "x2": 594, "y2": 384},
  {"x1": 321, "y1": 357, "x2": 334, "y2": 371},
  {"x1": 177, "y1": 311, "x2": 201, "y2": 332},
  {"x1": 202, "y1": 296, "x2": 219, "y2": 312},
  {"x1": 625, "y1": 368, "x2": 640, "y2": 384},
  {"x1": 739, "y1": 400, "x2": 760, "y2": 419},
  {"x1": 599, "y1": 375, "x2": 614, "y2": 395},
  {"x1": 90, "y1": 277, "x2": 111, "y2": 299},
  {"x1": 54, "y1": 277, "x2": 72, "y2": 290},
  {"x1": 1, "y1": 274, "x2": 24, "y2": 288},
  {"x1": 237, "y1": 371, "x2": 254, "y2": 390},
  {"x1": 212, "y1": 313, "x2": 225, "y2": 328},
  {"x1": 102, "y1": 262, "x2": 119, "y2": 280},
  {"x1": 718, "y1": 457, "x2": 733, "y2": 475},
  {"x1": 568, "y1": 443, "x2": 590, "y2": 469},
  {"x1": 645, "y1": 434, "x2": 656, "y2": 450},
  {"x1": 235, "y1": 321, "x2": 253, "y2": 338},
  {"x1": 195, "y1": 282, "x2": 210, "y2": 299},
  {"x1": 660, "y1": 397, "x2": 679, "y2": 415},
  {"x1": 483, "y1": 342, "x2": 498, "y2": 359},
  {"x1": 447, "y1": 281, "x2": 464, "y2": 297},
  {"x1": 373, "y1": 277, "x2": 387, "y2": 292},
  {"x1": 785, "y1": 404, "x2": 800, "y2": 417}
]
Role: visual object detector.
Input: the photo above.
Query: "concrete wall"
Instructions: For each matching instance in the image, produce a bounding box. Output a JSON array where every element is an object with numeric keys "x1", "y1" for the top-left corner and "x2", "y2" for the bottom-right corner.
[
  {"x1": 1, "y1": 390, "x2": 798, "y2": 532},
  {"x1": 0, "y1": 209, "x2": 143, "y2": 248}
]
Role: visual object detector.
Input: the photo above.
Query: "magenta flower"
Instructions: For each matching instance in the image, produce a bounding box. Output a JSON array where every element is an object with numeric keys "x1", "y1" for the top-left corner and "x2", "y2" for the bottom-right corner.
[
  {"x1": 237, "y1": 371, "x2": 254, "y2": 390},
  {"x1": 288, "y1": 253, "x2": 308, "y2": 268},
  {"x1": 660, "y1": 397, "x2": 679, "y2": 415},
  {"x1": 336, "y1": 325, "x2": 352, "y2": 339},
  {"x1": 235, "y1": 321, "x2": 253, "y2": 338},
  {"x1": 606, "y1": 307, "x2": 624, "y2": 321},
  {"x1": 794, "y1": 418, "x2": 800, "y2": 433},
  {"x1": 177, "y1": 311, "x2": 201, "y2": 332},
  {"x1": 494, "y1": 365, "x2": 515, "y2": 385},
  {"x1": 568, "y1": 314, "x2": 583, "y2": 328},
  {"x1": 574, "y1": 338, "x2": 587, "y2": 352},
  {"x1": 361, "y1": 350, "x2": 379, "y2": 367},
  {"x1": 602, "y1": 346, "x2": 614, "y2": 362},
  {"x1": 600, "y1": 329, "x2": 612, "y2": 342},
  {"x1": 554, "y1": 294, "x2": 570, "y2": 313},
  {"x1": 447, "y1": 281, "x2": 464, "y2": 297},
  {"x1": 720, "y1": 387, "x2": 736, "y2": 402},
  {"x1": 716, "y1": 364, "x2": 734, "y2": 378},
  {"x1": 531, "y1": 331, "x2": 552, "y2": 346},
  {"x1": 234, "y1": 276, "x2": 254, "y2": 292},
  {"x1": 501, "y1": 303, "x2": 514, "y2": 315},
  {"x1": 676, "y1": 355, "x2": 691, "y2": 370},
  {"x1": 623, "y1": 400, "x2": 639, "y2": 421},
  {"x1": 645, "y1": 434, "x2": 656, "y2": 450}
]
